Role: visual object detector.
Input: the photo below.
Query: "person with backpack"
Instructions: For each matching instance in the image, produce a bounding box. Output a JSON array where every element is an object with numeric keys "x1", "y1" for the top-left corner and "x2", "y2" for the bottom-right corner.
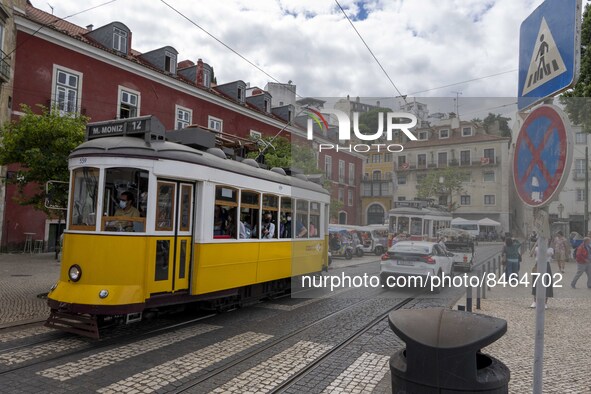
[
  {"x1": 502, "y1": 237, "x2": 522, "y2": 280},
  {"x1": 572, "y1": 237, "x2": 591, "y2": 289}
]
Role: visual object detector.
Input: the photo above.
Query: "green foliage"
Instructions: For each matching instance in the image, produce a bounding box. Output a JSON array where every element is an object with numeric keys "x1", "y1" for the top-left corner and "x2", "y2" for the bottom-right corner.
[
  {"x1": 0, "y1": 105, "x2": 88, "y2": 211},
  {"x1": 560, "y1": 4, "x2": 591, "y2": 131},
  {"x1": 247, "y1": 135, "x2": 320, "y2": 175},
  {"x1": 416, "y1": 167, "x2": 467, "y2": 211},
  {"x1": 329, "y1": 198, "x2": 343, "y2": 221},
  {"x1": 356, "y1": 107, "x2": 393, "y2": 137},
  {"x1": 482, "y1": 113, "x2": 512, "y2": 138}
]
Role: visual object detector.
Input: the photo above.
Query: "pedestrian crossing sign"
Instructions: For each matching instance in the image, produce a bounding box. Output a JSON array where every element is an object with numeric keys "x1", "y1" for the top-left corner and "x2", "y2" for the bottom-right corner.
[
  {"x1": 521, "y1": 18, "x2": 567, "y2": 96},
  {"x1": 518, "y1": 0, "x2": 581, "y2": 110}
]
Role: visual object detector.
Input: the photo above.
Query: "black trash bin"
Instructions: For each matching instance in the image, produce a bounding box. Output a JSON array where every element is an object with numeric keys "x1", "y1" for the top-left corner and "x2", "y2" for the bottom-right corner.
[{"x1": 389, "y1": 307, "x2": 509, "y2": 393}]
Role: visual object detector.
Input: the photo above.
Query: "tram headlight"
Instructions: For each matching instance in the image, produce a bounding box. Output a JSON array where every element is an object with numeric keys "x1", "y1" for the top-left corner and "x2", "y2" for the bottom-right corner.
[
  {"x1": 68, "y1": 264, "x2": 82, "y2": 282},
  {"x1": 99, "y1": 290, "x2": 109, "y2": 299}
]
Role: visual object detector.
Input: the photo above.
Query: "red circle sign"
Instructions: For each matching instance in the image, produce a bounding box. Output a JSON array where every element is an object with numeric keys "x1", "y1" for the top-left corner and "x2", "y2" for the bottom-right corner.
[{"x1": 513, "y1": 105, "x2": 572, "y2": 207}]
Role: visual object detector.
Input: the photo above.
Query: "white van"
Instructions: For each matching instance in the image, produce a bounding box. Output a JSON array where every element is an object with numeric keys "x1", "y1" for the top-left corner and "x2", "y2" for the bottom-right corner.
[{"x1": 451, "y1": 221, "x2": 480, "y2": 238}]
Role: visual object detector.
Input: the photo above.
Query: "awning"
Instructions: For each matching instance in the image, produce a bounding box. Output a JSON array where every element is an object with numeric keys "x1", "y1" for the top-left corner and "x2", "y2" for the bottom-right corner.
[{"x1": 478, "y1": 217, "x2": 501, "y2": 226}]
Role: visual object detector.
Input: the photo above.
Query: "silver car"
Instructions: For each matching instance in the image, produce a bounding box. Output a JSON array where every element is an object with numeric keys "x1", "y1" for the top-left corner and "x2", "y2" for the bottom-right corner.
[{"x1": 380, "y1": 241, "x2": 454, "y2": 293}]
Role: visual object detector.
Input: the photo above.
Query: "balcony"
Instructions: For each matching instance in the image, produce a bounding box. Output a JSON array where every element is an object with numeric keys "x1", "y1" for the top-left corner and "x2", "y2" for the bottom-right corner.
[
  {"x1": 573, "y1": 170, "x2": 586, "y2": 181},
  {"x1": 0, "y1": 50, "x2": 10, "y2": 83},
  {"x1": 361, "y1": 180, "x2": 393, "y2": 197}
]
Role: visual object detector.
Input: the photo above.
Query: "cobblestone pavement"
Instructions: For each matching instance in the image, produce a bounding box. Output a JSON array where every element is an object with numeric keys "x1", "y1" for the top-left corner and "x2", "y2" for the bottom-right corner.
[
  {"x1": 455, "y1": 253, "x2": 591, "y2": 394},
  {"x1": 0, "y1": 253, "x2": 59, "y2": 327},
  {"x1": 3, "y1": 246, "x2": 589, "y2": 393}
]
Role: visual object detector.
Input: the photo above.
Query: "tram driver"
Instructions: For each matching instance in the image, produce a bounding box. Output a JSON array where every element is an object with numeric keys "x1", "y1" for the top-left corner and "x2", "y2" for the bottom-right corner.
[{"x1": 110, "y1": 191, "x2": 141, "y2": 231}]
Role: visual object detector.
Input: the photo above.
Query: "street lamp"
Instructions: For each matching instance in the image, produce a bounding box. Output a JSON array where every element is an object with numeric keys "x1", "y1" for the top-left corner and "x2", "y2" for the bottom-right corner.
[{"x1": 557, "y1": 203, "x2": 564, "y2": 219}]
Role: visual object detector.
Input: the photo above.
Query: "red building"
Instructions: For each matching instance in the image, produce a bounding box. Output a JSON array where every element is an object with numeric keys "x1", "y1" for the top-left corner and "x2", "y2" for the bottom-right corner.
[{"x1": 5, "y1": 3, "x2": 361, "y2": 249}]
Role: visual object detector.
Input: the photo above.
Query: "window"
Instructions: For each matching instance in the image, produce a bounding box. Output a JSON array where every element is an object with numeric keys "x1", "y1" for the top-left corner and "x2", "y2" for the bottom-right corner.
[
  {"x1": 324, "y1": 155, "x2": 332, "y2": 180},
  {"x1": 398, "y1": 155, "x2": 406, "y2": 167},
  {"x1": 295, "y1": 200, "x2": 309, "y2": 238},
  {"x1": 156, "y1": 182, "x2": 176, "y2": 231},
  {"x1": 462, "y1": 126, "x2": 473, "y2": 136},
  {"x1": 203, "y1": 69, "x2": 211, "y2": 88},
  {"x1": 483, "y1": 148, "x2": 495, "y2": 164},
  {"x1": 53, "y1": 66, "x2": 81, "y2": 114},
  {"x1": 460, "y1": 150, "x2": 471, "y2": 166},
  {"x1": 576, "y1": 189, "x2": 586, "y2": 201},
  {"x1": 175, "y1": 105, "x2": 192, "y2": 129},
  {"x1": 372, "y1": 170, "x2": 381, "y2": 180},
  {"x1": 261, "y1": 194, "x2": 279, "y2": 239},
  {"x1": 349, "y1": 163, "x2": 355, "y2": 185},
  {"x1": 239, "y1": 190, "x2": 260, "y2": 239},
  {"x1": 264, "y1": 98, "x2": 270, "y2": 113},
  {"x1": 102, "y1": 167, "x2": 149, "y2": 233},
  {"x1": 250, "y1": 130, "x2": 262, "y2": 139},
  {"x1": 438, "y1": 195, "x2": 448, "y2": 206},
  {"x1": 484, "y1": 195, "x2": 496, "y2": 205},
  {"x1": 338, "y1": 188, "x2": 344, "y2": 202},
  {"x1": 309, "y1": 202, "x2": 320, "y2": 238},
  {"x1": 237, "y1": 87, "x2": 244, "y2": 102},
  {"x1": 575, "y1": 132, "x2": 587, "y2": 144},
  {"x1": 164, "y1": 51, "x2": 176, "y2": 74},
  {"x1": 113, "y1": 27, "x2": 127, "y2": 53},
  {"x1": 348, "y1": 190, "x2": 353, "y2": 206},
  {"x1": 397, "y1": 175, "x2": 406, "y2": 185},
  {"x1": 439, "y1": 129, "x2": 449, "y2": 139},
  {"x1": 371, "y1": 154, "x2": 381, "y2": 163},
  {"x1": 208, "y1": 116, "x2": 223, "y2": 132},
  {"x1": 384, "y1": 153, "x2": 393, "y2": 162},
  {"x1": 339, "y1": 160, "x2": 345, "y2": 183},
  {"x1": 118, "y1": 87, "x2": 139, "y2": 119},
  {"x1": 483, "y1": 171, "x2": 495, "y2": 182},
  {"x1": 460, "y1": 195, "x2": 471, "y2": 205},
  {"x1": 69, "y1": 167, "x2": 99, "y2": 230},
  {"x1": 214, "y1": 186, "x2": 238, "y2": 238},
  {"x1": 417, "y1": 153, "x2": 427, "y2": 167},
  {"x1": 397, "y1": 196, "x2": 406, "y2": 201},
  {"x1": 575, "y1": 159, "x2": 586, "y2": 178},
  {"x1": 418, "y1": 131, "x2": 428, "y2": 140},
  {"x1": 438, "y1": 152, "x2": 448, "y2": 167}
]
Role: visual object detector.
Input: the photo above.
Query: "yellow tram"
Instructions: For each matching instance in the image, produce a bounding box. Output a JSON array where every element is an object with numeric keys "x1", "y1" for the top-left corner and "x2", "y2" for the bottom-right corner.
[{"x1": 46, "y1": 116, "x2": 330, "y2": 337}]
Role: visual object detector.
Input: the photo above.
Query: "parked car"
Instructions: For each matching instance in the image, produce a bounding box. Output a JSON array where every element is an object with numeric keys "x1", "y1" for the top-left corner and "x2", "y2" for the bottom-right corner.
[{"x1": 380, "y1": 241, "x2": 454, "y2": 293}]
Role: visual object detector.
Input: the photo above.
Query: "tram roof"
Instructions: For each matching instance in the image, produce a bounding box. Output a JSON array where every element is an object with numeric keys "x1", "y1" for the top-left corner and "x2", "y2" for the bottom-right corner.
[
  {"x1": 387, "y1": 206, "x2": 451, "y2": 217},
  {"x1": 69, "y1": 136, "x2": 328, "y2": 195}
]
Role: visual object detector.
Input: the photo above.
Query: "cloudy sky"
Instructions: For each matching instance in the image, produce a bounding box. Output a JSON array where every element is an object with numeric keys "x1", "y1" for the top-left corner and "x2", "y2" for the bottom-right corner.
[{"x1": 32, "y1": 0, "x2": 569, "y2": 101}]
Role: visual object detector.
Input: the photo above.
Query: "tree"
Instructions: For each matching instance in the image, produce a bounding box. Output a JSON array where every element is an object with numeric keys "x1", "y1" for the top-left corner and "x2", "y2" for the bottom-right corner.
[
  {"x1": 416, "y1": 167, "x2": 467, "y2": 211},
  {"x1": 0, "y1": 105, "x2": 88, "y2": 212},
  {"x1": 560, "y1": 4, "x2": 591, "y2": 131},
  {"x1": 248, "y1": 135, "x2": 320, "y2": 175},
  {"x1": 482, "y1": 113, "x2": 512, "y2": 138}
]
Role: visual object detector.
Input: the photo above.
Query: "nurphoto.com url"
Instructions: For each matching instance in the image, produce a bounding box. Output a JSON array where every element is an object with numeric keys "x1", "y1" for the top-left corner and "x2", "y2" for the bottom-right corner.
[{"x1": 301, "y1": 272, "x2": 564, "y2": 293}]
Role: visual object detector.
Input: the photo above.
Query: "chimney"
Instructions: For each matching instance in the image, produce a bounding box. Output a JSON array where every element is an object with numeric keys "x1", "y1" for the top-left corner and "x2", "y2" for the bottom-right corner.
[
  {"x1": 178, "y1": 59, "x2": 195, "y2": 69},
  {"x1": 86, "y1": 24, "x2": 93, "y2": 31},
  {"x1": 196, "y1": 58, "x2": 204, "y2": 86}
]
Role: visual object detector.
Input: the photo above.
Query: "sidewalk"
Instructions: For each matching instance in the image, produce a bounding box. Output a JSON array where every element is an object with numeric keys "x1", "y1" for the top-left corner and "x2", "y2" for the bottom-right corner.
[
  {"x1": 456, "y1": 254, "x2": 591, "y2": 393},
  {"x1": 0, "y1": 252, "x2": 60, "y2": 327}
]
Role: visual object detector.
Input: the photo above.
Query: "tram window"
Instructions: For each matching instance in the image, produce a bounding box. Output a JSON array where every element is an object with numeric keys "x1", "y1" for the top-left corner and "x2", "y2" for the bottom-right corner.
[
  {"x1": 260, "y1": 194, "x2": 278, "y2": 239},
  {"x1": 309, "y1": 202, "x2": 320, "y2": 238},
  {"x1": 214, "y1": 185, "x2": 238, "y2": 238},
  {"x1": 180, "y1": 185, "x2": 193, "y2": 232},
  {"x1": 397, "y1": 217, "x2": 409, "y2": 234},
  {"x1": 280, "y1": 197, "x2": 293, "y2": 238},
  {"x1": 156, "y1": 182, "x2": 176, "y2": 231},
  {"x1": 411, "y1": 217, "x2": 422, "y2": 235},
  {"x1": 102, "y1": 167, "x2": 148, "y2": 232},
  {"x1": 70, "y1": 167, "x2": 99, "y2": 231},
  {"x1": 240, "y1": 191, "x2": 259, "y2": 239},
  {"x1": 295, "y1": 200, "x2": 309, "y2": 238}
]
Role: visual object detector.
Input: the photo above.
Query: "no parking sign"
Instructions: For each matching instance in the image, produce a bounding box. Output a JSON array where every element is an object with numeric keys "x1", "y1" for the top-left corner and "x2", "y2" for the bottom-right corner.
[{"x1": 513, "y1": 104, "x2": 572, "y2": 207}]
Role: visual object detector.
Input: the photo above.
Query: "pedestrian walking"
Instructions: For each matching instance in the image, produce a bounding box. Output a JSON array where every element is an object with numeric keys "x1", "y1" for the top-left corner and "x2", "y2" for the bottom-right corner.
[
  {"x1": 572, "y1": 237, "x2": 591, "y2": 289},
  {"x1": 502, "y1": 237, "x2": 522, "y2": 280},
  {"x1": 551, "y1": 231, "x2": 571, "y2": 274}
]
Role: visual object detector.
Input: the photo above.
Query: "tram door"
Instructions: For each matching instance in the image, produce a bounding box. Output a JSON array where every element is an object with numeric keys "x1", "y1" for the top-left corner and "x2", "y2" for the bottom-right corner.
[{"x1": 148, "y1": 180, "x2": 194, "y2": 295}]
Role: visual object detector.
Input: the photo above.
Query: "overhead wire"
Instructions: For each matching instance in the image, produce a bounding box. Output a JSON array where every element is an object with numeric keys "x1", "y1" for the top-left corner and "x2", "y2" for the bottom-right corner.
[{"x1": 334, "y1": 0, "x2": 407, "y2": 103}]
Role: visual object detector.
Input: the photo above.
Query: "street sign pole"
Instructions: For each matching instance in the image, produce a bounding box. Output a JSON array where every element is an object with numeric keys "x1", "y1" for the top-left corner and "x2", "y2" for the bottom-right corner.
[{"x1": 532, "y1": 207, "x2": 549, "y2": 394}]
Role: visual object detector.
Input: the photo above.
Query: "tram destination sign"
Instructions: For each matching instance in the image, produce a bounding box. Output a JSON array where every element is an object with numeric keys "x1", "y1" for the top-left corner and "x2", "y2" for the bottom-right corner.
[{"x1": 86, "y1": 115, "x2": 165, "y2": 140}]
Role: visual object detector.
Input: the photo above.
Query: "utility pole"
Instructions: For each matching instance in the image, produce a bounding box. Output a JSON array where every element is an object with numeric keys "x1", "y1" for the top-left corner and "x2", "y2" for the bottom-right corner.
[
  {"x1": 451, "y1": 91, "x2": 462, "y2": 119},
  {"x1": 586, "y1": 146, "x2": 589, "y2": 235}
]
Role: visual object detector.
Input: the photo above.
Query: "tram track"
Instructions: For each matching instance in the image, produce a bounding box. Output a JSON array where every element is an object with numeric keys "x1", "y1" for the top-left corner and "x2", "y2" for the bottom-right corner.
[{"x1": 0, "y1": 313, "x2": 216, "y2": 376}]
